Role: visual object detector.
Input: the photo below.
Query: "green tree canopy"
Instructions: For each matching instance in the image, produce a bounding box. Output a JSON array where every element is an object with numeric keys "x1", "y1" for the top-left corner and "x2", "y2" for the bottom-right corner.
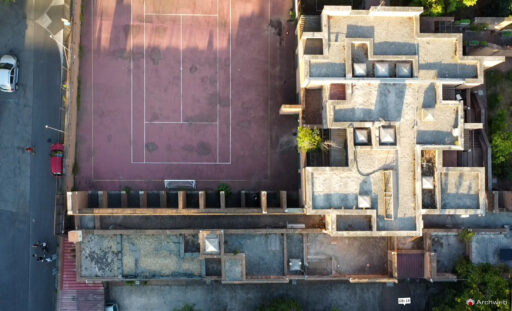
[
  {"x1": 433, "y1": 259, "x2": 510, "y2": 311},
  {"x1": 491, "y1": 131, "x2": 512, "y2": 178},
  {"x1": 173, "y1": 304, "x2": 198, "y2": 311},
  {"x1": 257, "y1": 298, "x2": 302, "y2": 311},
  {"x1": 296, "y1": 127, "x2": 322, "y2": 153},
  {"x1": 412, "y1": 0, "x2": 479, "y2": 16}
]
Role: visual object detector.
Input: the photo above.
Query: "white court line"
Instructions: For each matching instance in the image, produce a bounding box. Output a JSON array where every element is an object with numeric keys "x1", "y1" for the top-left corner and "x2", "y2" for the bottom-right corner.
[
  {"x1": 138, "y1": 0, "x2": 233, "y2": 165},
  {"x1": 143, "y1": 0, "x2": 146, "y2": 163},
  {"x1": 145, "y1": 121, "x2": 217, "y2": 124},
  {"x1": 268, "y1": 0, "x2": 271, "y2": 177},
  {"x1": 130, "y1": 0, "x2": 133, "y2": 163},
  {"x1": 180, "y1": 15, "x2": 183, "y2": 122},
  {"x1": 229, "y1": 0, "x2": 232, "y2": 163},
  {"x1": 216, "y1": 0, "x2": 219, "y2": 162},
  {"x1": 145, "y1": 12, "x2": 218, "y2": 17},
  {"x1": 93, "y1": 177, "x2": 247, "y2": 182},
  {"x1": 132, "y1": 161, "x2": 231, "y2": 165},
  {"x1": 91, "y1": 0, "x2": 95, "y2": 179}
]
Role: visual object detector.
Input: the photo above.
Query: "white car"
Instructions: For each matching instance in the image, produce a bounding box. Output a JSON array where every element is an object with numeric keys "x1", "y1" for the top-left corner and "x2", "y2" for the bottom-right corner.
[{"x1": 0, "y1": 55, "x2": 19, "y2": 92}]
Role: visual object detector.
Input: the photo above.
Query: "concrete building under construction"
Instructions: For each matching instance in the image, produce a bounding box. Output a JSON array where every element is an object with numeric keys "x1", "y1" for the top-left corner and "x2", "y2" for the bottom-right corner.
[{"x1": 65, "y1": 6, "x2": 507, "y2": 285}]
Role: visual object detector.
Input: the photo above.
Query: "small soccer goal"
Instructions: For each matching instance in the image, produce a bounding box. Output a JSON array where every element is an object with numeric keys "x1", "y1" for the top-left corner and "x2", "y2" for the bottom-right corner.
[{"x1": 164, "y1": 180, "x2": 197, "y2": 190}]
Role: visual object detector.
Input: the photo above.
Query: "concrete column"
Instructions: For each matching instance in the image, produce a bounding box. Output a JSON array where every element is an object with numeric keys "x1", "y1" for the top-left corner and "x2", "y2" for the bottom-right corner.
[
  {"x1": 280, "y1": 191, "x2": 287, "y2": 209},
  {"x1": 121, "y1": 191, "x2": 127, "y2": 208},
  {"x1": 178, "y1": 191, "x2": 186, "y2": 210},
  {"x1": 140, "y1": 191, "x2": 147, "y2": 208},
  {"x1": 261, "y1": 191, "x2": 267, "y2": 214},
  {"x1": 240, "y1": 191, "x2": 246, "y2": 208},
  {"x1": 100, "y1": 191, "x2": 107, "y2": 209},
  {"x1": 160, "y1": 191, "x2": 167, "y2": 208},
  {"x1": 220, "y1": 191, "x2": 226, "y2": 209},
  {"x1": 199, "y1": 191, "x2": 206, "y2": 209}
]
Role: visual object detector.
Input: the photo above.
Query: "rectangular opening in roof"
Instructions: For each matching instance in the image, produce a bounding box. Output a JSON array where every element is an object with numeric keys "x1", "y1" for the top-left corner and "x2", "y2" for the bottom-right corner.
[
  {"x1": 336, "y1": 215, "x2": 372, "y2": 231},
  {"x1": 329, "y1": 84, "x2": 346, "y2": 100},
  {"x1": 304, "y1": 38, "x2": 323, "y2": 55}
]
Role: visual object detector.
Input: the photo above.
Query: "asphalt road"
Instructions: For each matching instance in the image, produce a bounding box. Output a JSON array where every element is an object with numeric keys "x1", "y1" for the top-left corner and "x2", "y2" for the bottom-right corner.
[
  {"x1": 0, "y1": 1, "x2": 63, "y2": 310},
  {"x1": 108, "y1": 280, "x2": 444, "y2": 311}
]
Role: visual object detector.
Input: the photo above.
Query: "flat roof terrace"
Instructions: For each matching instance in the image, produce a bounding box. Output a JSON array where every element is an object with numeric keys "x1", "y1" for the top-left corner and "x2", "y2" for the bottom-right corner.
[
  {"x1": 80, "y1": 232, "x2": 203, "y2": 280},
  {"x1": 327, "y1": 15, "x2": 417, "y2": 56},
  {"x1": 418, "y1": 38, "x2": 477, "y2": 79}
]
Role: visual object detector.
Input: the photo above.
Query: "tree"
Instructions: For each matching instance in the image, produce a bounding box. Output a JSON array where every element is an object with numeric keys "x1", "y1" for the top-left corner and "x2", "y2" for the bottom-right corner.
[
  {"x1": 433, "y1": 259, "x2": 510, "y2": 311},
  {"x1": 3, "y1": 0, "x2": 15, "y2": 4},
  {"x1": 412, "y1": 0, "x2": 444, "y2": 16},
  {"x1": 446, "y1": 0, "x2": 478, "y2": 13},
  {"x1": 296, "y1": 127, "x2": 322, "y2": 153},
  {"x1": 412, "y1": 0, "x2": 479, "y2": 16},
  {"x1": 257, "y1": 298, "x2": 302, "y2": 311},
  {"x1": 491, "y1": 131, "x2": 512, "y2": 178},
  {"x1": 173, "y1": 304, "x2": 198, "y2": 311}
]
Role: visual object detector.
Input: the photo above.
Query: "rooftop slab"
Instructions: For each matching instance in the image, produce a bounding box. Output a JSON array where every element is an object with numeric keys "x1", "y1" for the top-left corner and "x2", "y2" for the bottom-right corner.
[
  {"x1": 80, "y1": 234, "x2": 119, "y2": 278},
  {"x1": 431, "y1": 233, "x2": 465, "y2": 273},
  {"x1": 121, "y1": 234, "x2": 202, "y2": 278},
  {"x1": 440, "y1": 171, "x2": 480, "y2": 209},
  {"x1": 327, "y1": 15, "x2": 417, "y2": 56},
  {"x1": 306, "y1": 234, "x2": 388, "y2": 275},
  {"x1": 79, "y1": 233, "x2": 202, "y2": 279},
  {"x1": 224, "y1": 234, "x2": 284, "y2": 276},
  {"x1": 471, "y1": 233, "x2": 512, "y2": 266}
]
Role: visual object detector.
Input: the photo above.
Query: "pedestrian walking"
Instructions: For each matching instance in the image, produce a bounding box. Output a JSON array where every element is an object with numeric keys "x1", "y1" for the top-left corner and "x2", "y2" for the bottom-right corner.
[
  {"x1": 32, "y1": 241, "x2": 47, "y2": 248},
  {"x1": 25, "y1": 147, "x2": 36, "y2": 155},
  {"x1": 32, "y1": 241, "x2": 48, "y2": 252},
  {"x1": 43, "y1": 257, "x2": 54, "y2": 263},
  {"x1": 32, "y1": 254, "x2": 45, "y2": 262}
]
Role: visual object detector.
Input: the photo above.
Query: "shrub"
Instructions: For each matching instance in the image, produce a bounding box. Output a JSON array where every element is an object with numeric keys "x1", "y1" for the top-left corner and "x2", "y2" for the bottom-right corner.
[
  {"x1": 458, "y1": 228, "x2": 475, "y2": 243},
  {"x1": 122, "y1": 186, "x2": 132, "y2": 195},
  {"x1": 470, "y1": 23, "x2": 488, "y2": 32},
  {"x1": 173, "y1": 304, "x2": 198, "y2": 311},
  {"x1": 125, "y1": 280, "x2": 136, "y2": 286},
  {"x1": 480, "y1": 40, "x2": 488, "y2": 46},
  {"x1": 469, "y1": 40, "x2": 480, "y2": 47},
  {"x1": 257, "y1": 298, "x2": 303, "y2": 311},
  {"x1": 217, "y1": 183, "x2": 231, "y2": 198},
  {"x1": 455, "y1": 19, "x2": 471, "y2": 25},
  {"x1": 297, "y1": 127, "x2": 322, "y2": 153},
  {"x1": 501, "y1": 31, "x2": 512, "y2": 38},
  {"x1": 289, "y1": 8, "x2": 296, "y2": 21}
]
